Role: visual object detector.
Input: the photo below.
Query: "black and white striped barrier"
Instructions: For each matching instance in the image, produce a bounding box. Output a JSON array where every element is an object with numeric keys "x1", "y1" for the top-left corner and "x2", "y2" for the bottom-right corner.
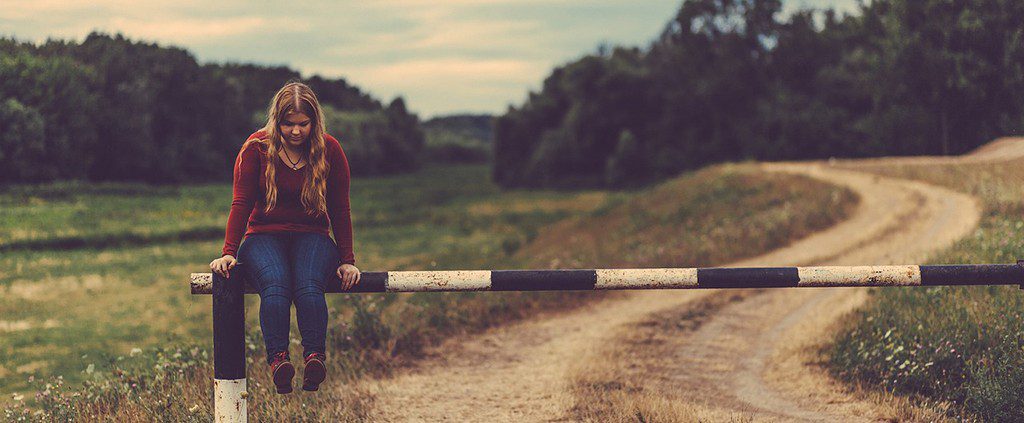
[{"x1": 193, "y1": 263, "x2": 1024, "y2": 422}]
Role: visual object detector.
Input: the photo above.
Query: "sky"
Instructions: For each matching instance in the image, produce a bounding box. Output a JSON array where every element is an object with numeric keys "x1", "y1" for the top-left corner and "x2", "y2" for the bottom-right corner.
[{"x1": 1, "y1": 0, "x2": 860, "y2": 119}]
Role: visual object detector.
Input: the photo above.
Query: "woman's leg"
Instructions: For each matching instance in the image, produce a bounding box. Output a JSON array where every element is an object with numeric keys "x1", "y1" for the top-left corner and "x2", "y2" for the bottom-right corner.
[
  {"x1": 236, "y1": 233, "x2": 294, "y2": 365},
  {"x1": 288, "y1": 232, "x2": 339, "y2": 359}
]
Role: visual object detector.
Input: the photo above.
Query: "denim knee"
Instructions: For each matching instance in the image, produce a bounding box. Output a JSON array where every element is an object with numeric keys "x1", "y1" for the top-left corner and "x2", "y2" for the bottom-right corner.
[
  {"x1": 293, "y1": 283, "x2": 323, "y2": 300},
  {"x1": 252, "y1": 264, "x2": 291, "y2": 296},
  {"x1": 290, "y1": 233, "x2": 338, "y2": 295},
  {"x1": 237, "y1": 234, "x2": 291, "y2": 293}
]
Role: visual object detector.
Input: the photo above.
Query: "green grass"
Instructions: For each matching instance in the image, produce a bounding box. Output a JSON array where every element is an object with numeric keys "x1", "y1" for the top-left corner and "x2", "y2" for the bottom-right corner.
[
  {"x1": 0, "y1": 164, "x2": 552, "y2": 253},
  {"x1": 0, "y1": 164, "x2": 611, "y2": 398},
  {"x1": 518, "y1": 163, "x2": 855, "y2": 268},
  {"x1": 0, "y1": 182, "x2": 226, "y2": 251},
  {"x1": 0, "y1": 162, "x2": 856, "y2": 421},
  {"x1": 827, "y1": 160, "x2": 1024, "y2": 421}
]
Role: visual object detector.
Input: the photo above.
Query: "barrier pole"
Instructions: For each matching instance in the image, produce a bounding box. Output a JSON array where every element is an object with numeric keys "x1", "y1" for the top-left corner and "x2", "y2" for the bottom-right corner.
[
  {"x1": 192, "y1": 264, "x2": 1024, "y2": 295},
  {"x1": 191, "y1": 262, "x2": 1024, "y2": 421},
  {"x1": 212, "y1": 271, "x2": 246, "y2": 423}
]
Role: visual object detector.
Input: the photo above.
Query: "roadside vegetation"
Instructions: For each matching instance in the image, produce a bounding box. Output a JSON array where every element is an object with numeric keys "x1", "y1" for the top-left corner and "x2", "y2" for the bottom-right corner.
[
  {"x1": 828, "y1": 158, "x2": 1024, "y2": 421},
  {"x1": 2, "y1": 162, "x2": 854, "y2": 420}
]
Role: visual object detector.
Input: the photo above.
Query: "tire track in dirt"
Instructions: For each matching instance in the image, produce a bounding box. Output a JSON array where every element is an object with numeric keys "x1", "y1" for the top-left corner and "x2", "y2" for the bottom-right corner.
[
  {"x1": 670, "y1": 161, "x2": 981, "y2": 421},
  {"x1": 358, "y1": 156, "x2": 984, "y2": 421}
]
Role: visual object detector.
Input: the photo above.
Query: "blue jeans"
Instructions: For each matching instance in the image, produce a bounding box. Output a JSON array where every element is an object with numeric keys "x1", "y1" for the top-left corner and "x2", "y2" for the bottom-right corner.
[{"x1": 236, "y1": 231, "x2": 339, "y2": 365}]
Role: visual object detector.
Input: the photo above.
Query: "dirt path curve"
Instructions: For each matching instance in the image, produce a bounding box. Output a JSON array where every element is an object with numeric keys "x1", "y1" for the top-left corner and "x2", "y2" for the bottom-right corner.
[
  {"x1": 360, "y1": 155, "x2": 986, "y2": 421},
  {"x1": 654, "y1": 162, "x2": 980, "y2": 421}
]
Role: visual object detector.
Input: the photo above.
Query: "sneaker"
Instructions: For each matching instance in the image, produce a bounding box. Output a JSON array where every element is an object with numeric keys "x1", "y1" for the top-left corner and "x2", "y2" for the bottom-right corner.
[
  {"x1": 302, "y1": 352, "x2": 327, "y2": 391},
  {"x1": 269, "y1": 351, "x2": 294, "y2": 394}
]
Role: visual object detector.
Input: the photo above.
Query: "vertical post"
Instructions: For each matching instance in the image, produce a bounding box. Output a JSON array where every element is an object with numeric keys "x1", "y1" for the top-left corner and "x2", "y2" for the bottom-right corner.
[
  {"x1": 212, "y1": 271, "x2": 247, "y2": 422},
  {"x1": 1018, "y1": 260, "x2": 1024, "y2": 290}
]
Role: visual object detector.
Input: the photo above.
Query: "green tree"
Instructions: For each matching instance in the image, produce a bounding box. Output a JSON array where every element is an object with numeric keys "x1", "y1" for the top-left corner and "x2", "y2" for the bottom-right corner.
[
  {"x1": 0, "y1": 51, "x2": 99, "y2": 181},
  {"x1": 0, "y1": 98, "x2": 46, "y2": 182},
  {"x1": 0, "y1": 31, "x2": 426, "y2": 185},
  {"x1": 604, "y1": 129, "x2": 648, "y2": 187}
]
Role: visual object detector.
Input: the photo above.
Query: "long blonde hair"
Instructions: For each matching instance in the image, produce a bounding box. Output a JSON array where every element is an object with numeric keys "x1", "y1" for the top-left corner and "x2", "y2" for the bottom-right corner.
[{"x1": 244, "y1": 81, "x2": 330, "y2": 216}]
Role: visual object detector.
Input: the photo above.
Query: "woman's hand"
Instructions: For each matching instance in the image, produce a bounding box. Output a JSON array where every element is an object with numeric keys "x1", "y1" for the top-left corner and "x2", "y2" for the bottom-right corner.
[
  {"x1": 210, "y1": 255, "x2": 238, "y2": 279},
  {"x1": 337, "y1": 263, "x2": 361, "y2": 290}
]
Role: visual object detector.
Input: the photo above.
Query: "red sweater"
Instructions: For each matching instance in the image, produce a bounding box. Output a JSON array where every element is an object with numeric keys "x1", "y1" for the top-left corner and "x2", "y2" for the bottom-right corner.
[{"x1": 221, "y1": 130, "x2": 356, "y2": 265}]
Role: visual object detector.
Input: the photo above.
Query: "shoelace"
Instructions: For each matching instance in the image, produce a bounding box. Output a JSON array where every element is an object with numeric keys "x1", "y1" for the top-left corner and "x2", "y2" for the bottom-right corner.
[{"x1": 271, "y1": 351, "x2": 290, "y2": 367}]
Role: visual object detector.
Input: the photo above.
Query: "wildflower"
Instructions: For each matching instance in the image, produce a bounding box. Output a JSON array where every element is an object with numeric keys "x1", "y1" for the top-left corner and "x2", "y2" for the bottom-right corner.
[
  {"x1": 12, "y1": 393, "x2": 23, "y2": 402},
  {"x1": 130, "y1": 348, "x2": 143, "y2": 357}
]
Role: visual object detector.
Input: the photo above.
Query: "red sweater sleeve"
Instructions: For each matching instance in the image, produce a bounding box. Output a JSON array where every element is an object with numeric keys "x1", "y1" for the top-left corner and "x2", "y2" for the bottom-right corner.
[
  {"x1": 326, "y1": 135, "x2": 356, "y2": 265},
  {"x1": 221, "y1": 141, "x2": 261, "y2": 257}
]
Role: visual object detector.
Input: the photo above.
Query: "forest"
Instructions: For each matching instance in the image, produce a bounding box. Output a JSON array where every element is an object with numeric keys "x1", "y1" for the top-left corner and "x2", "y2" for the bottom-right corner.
[
  {"x1": 494, "y1": 0, "x2": 1024, "y2": 188},
  {"x1": 0, "y1": 32, "x2": 425, "y2": 184},
  {"x1": 4, "y1": 1, "x2": 1022, "y2": 190}
]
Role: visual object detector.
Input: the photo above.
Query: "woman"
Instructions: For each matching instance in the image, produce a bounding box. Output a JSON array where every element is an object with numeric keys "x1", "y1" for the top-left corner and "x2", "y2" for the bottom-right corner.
[{"x1": 210, "y1": 81, "x2": 361, "y2": 394}]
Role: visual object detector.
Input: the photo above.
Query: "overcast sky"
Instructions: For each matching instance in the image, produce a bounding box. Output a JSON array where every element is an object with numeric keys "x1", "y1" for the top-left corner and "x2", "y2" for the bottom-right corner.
[{"x1": 1, "y1": 0, "x2": 860, "y2": 118}]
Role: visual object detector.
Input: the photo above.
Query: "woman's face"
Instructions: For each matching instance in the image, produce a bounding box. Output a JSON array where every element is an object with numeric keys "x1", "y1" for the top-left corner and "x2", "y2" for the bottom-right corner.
[{"x1": 279, "y1": 111, "x2": 312, "y2": 148}]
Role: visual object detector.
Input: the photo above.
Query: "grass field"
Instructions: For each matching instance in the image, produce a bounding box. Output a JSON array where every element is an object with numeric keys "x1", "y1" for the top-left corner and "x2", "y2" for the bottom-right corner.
[
  {"x1": 1, "y1": 162, "x2": 855, "y2": 421},
  {"x1": 0, "y1": 164, "x2": 609, "y2": 396},
  {"x1": 827, "y1": 160, "x2": 1024, "y2": 421}
]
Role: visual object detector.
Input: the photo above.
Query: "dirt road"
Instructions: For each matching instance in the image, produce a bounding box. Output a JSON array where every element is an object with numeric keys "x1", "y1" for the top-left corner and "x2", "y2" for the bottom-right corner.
[
  {"x1": 360, "y1": 150, "x2": 994, "y2": 421},
  {"x1": 624, "y1": 162, "x2": 980, "y2": 421}
]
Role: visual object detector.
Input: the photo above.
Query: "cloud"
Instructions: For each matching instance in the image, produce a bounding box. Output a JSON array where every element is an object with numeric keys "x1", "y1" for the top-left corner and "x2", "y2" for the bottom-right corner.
[
  {"x1": 1, "y1": 0, "x2": 308, "y2": 46},
  {"x1": 99, "y1": 16, "x2": 308, "y2": 44},
  {"x1": 327, "y1": 18, "x2": 555, "y2": 64},
  {"x1": 407, "y1": 20, "x2": 543, "y2": 50},
  {"x1": 318, "y1": 57, "x2": 547, "y2": 115},
  {"x1": 345, "y1": 57, "x2": 544, "y2": 83},
  {"x1": 2, "y1": 0, "x2": 211, "y2": 20}
]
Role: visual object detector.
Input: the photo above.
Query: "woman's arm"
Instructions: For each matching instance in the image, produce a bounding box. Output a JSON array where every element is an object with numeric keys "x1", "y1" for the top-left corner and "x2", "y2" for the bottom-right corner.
[
  {"x1": 221, "y1": 141, "x2": 260, "y2": 257},
  {"x1": 326, "y1": 135, "x2": 356, "y2": 265}
]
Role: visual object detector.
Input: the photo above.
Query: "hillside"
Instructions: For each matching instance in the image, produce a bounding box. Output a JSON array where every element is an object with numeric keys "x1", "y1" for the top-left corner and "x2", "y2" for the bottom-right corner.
[{"x1": 422, "y1": 114, "x2": 494, "y2": 163}]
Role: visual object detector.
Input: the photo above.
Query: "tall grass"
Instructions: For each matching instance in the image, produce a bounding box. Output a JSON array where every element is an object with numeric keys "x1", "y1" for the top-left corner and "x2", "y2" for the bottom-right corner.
[
  {"x1": 1, "y1": 163, "x2": 855, "y2": 420},
  {"x1": 518, "y1": 163, "x2": 855, "y2": 268},
  {"x1": 0, "y1": 164, "x2": 606, "y2": 399},
  {"x1": 0, "y1": 182, "x2": 226, "y2": 252},
  {"x1": 827, "y1": 160, "x2": 1024, "y2": 421}
]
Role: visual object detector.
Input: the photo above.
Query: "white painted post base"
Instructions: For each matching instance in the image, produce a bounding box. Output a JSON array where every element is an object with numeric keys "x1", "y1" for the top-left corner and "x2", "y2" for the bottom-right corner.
[{"x1": 214, "y1": 378, "x2": 247, "y2": 423}]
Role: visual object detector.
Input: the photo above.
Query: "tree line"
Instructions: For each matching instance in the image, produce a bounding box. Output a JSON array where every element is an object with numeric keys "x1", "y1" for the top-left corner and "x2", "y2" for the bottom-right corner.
[
  {"x1": 493, "y1": 0, "x2": 1024, "y2": 189},
  {"x1": 0, "y1": 32, "x2": 425, "y2": 185},
  {"x1": 422, "y1": 114, "x2": 494, "y2": 163}
]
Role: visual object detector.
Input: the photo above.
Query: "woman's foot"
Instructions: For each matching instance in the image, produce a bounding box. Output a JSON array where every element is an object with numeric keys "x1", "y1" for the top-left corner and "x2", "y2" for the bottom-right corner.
[
  {"x1": 269, "y1": 351, "x2": 295, "y2": 394},
  {"x1": 302, "y1": 352, "x2": 327, "y2": 391}
]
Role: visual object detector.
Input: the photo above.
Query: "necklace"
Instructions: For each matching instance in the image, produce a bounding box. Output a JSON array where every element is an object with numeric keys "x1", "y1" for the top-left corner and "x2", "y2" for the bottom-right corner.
[{"x1": 281, "y1": 147, "x2": 304, "y2": 170}]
